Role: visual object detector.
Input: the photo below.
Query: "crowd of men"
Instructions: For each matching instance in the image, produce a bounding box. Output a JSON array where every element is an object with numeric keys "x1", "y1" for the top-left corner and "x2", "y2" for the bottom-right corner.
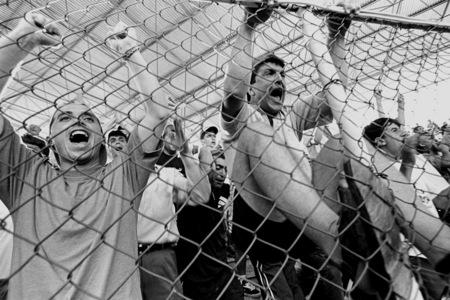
[{"x1": 1, "y1": 1, "x2": 450, "y2": 300}]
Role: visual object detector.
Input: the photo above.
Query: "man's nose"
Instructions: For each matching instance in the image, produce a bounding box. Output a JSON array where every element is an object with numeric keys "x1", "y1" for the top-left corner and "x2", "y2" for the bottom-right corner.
[{"x1": 77, "y1": 118, "x2": 87, "y2": 127}]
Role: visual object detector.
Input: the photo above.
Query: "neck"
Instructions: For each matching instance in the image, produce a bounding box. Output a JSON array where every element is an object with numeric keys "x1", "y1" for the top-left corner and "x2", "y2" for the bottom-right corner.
[{"x1": 58, "y1": 156, "x2": 101, "y2": 172}]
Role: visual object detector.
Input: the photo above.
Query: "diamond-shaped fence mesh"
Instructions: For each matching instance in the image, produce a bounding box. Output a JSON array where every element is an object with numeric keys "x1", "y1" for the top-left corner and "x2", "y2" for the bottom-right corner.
[{"x1": 1, "y1": 0, "x2": 450, "y2": 299}]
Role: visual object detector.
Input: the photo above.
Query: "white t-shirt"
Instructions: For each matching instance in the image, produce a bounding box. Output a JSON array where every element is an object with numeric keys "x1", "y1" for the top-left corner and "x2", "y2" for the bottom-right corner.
[{"x1": 137, "y1": 167, "x2": 180, "y2": 244}]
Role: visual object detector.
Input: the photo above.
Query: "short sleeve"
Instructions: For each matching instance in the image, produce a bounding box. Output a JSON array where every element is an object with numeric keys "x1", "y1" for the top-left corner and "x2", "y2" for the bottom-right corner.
[{"x1": 123, "y1": 126, "x2": 162, "y2": 195}]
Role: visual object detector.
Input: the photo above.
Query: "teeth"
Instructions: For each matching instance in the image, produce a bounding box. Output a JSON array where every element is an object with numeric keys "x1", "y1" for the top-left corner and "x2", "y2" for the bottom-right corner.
[{"x1": 71, "y1": 130, "x2": 88, "y2": 138}]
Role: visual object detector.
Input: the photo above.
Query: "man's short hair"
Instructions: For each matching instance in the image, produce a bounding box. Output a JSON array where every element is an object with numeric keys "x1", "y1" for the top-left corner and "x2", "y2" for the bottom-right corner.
[
  {"x1": 200, "y1": 126, "x2": 218, "y2": 140},
  {"x1": 250, "y1": 54, "x2": 285, "y2": 85},
  {"x1": 363, "y1": 118, "x2": 401, "y2": 146},
  {"x1": 21, "y1": 134, "x2": 49, "y2": 157},
  {"x1": 107, "y1": 127, "x2": 129, "y2": 143}
]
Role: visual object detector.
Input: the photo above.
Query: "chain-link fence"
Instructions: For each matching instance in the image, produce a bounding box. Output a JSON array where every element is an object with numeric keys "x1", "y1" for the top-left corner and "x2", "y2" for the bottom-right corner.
[{"x1": 1, "y1": 1, "x2": 450, "y2": 299}]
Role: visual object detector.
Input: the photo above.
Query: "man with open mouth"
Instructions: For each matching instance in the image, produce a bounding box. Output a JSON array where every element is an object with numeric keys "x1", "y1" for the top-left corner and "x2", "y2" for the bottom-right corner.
[
  {"x1": 107, "y1": 126, "x2": 129, "y2": 159},
  {"x1": 220, "y1": 2, "x2": 359, "y2": 299},
  {"x1": 0, "y1": 14, "x2": 169, "y2": 300}
]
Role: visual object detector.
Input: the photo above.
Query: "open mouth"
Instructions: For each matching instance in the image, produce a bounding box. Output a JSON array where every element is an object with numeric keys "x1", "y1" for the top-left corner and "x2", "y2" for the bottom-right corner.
[
  {"x1": 70, "y1": 130, "x2": 89, "y2": 143},
  {"x1": 270, "y1": 87, "x2": 283, "y2": 100}
]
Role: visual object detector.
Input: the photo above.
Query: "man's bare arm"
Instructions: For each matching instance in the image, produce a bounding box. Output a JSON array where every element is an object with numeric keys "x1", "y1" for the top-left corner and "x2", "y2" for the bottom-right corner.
[
  {"x1": 374, "y1": 89, "x2": 387, "y2": 118},
  {"x1": 0, "y1": 14, "x2": 61, "y2": 131},
  {"x1": 198, "y1": 145, "x2": 215, "y2": 175},
  {"x1": 326, "y1": 0, "x2": 360, "y2": 88},
  {"x1": 173, "y1": 118, "x2": 211, "y2": 206},
  {"x1": 107, "y1": 22, "x2": 169, "y2": 152},
  {"x1": 222, "y1": 7, "x2": 273, "y2": 121},
  {"x1": 300, "y1": 1, "x2": 360, "y2": 130},
  {"x1": 396, "y1": 93, "x2": 405, "y2": 126},
  {"x1": 302, "y1": 9, "x2": 368, "y2": 162}
]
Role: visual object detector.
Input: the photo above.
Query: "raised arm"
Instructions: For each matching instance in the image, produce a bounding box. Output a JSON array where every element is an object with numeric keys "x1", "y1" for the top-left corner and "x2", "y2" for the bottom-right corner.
[
  {"x1": 173, "y1": 118, "x2": 211, "y2": 206},
  {"x1": 374, "y1": 89, "x2": 387, "y2": 118},
  {"x1": 301, "y1": 9, "x2": 368, "y2": 163},
  {"x1": 326, "y1": 0, "x2": 360, "y2": 88},
  {"x1": 0, "y1": 13, "x2": 61, "y2": 129},
  {"x1": 222, "y1": 7, "x2": 272, "y2": 121},
  {"x1": 396, "y1": 93, "x2": 406, "y2": 126},
  {"x1": 107, "y1": 22, "x2": 169, "y2": 152},
  {"x1": 198, "y1": 145, "x2": 215, "y2": 175}
]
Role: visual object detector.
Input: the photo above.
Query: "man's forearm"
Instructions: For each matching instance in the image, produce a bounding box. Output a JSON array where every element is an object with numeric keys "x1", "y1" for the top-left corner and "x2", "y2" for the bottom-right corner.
[
  {"x1": 125, "y1": 51, "x2": 169, "y2": 152},
  {"x1": 0, "y1": 32, "x2": 31, "y2": 97},
  {"x1": 223, "y1": 24, "x2": 255, "y2": 119},
  {"x1": 327, "y1": 30, "x2": 349, "y2": 88},
  {"x1": 127, "y1": 52, "x2": 167, "y2": 121},
  {"x1": 180, "y1": 155, "x2": 211, "y2": 205}
]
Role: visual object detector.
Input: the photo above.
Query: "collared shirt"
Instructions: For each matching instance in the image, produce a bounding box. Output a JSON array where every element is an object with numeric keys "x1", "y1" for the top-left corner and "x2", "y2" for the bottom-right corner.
[
  {"x1": 137, "y1": 166, "x2": 181, "y2": 244},
  {"x1": 221, "y1": 94, "x2": 331, "y2": 176}
]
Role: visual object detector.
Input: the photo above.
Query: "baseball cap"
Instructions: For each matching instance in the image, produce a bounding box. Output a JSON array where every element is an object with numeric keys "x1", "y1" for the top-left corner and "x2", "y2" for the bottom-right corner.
[
  {"x1": 107, "y1": 126, "x2": 129, "y2": 142},
  {"x1": 200, "y1": 126, "x2": 218, "y2": 139}
]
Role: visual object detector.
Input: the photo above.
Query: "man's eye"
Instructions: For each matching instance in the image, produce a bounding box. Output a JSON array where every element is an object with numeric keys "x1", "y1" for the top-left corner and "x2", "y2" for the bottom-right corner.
[
  {"x1": 84, "y1": 117, "x2": 95, "y2": 123},
  {"x1": 60, "y1": 115, "x2": 70, "y2": 121}
]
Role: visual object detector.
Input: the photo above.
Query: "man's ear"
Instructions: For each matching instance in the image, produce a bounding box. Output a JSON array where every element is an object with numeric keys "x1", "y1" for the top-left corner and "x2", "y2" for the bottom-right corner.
[{"x1": 375, "y1": 137, "x2": 386, "y2": 147}]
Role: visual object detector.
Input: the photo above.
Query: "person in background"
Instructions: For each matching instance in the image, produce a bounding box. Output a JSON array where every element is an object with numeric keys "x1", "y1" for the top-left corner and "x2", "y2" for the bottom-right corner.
[
  {"x1": 200, "y1": 126, "x2": 219, "y2": 150},
  {"x1": 106, "y1": 126, "x2": 129, "y2": 159},
  {"x1": 220, "y1": 2, "x2": 359, "y2": 298},
  {"x1": 176, "y1": 147, "x2": 244, "y2": 300},
  {"x1": 137, "y1": 118, "x2": 210, "y2": 300}
]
